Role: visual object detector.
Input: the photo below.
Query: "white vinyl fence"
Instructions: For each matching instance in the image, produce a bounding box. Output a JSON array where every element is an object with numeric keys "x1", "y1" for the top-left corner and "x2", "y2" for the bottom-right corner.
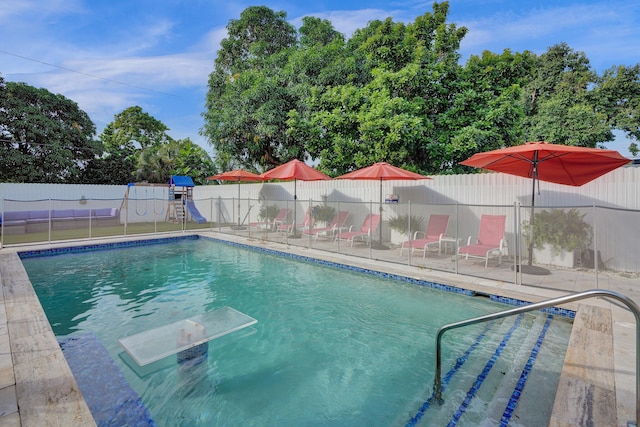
[{"x1": 1, "y1": 166, "x2": 639, "y2": 273}]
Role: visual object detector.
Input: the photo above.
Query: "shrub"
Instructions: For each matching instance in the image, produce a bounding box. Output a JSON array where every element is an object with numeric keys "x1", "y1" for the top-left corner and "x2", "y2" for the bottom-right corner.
[
  {"x1": 387, "y1": 214, "x2": 424, "y2": 235},
  {"x1": 524, "y1": 208, "x2": 592, "y2": 255},
  {"x1": 258, "y1": 204, "x2": 280, "y2": 221}
]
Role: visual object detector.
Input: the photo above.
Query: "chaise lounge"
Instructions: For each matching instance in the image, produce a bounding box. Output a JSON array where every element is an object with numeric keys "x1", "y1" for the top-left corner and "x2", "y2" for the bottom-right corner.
[
  {"x1": 335, "y1": 214, "x2": 381, "y2": 247},
  {"x1": 303, "y1": 210, "x2": 350, "y2": 241},
  {"x1": 400, "y1": 214, "x2": 450, "y2": 258},
  {"x1": 457, "y1": 214, "x2": 507, "y2": 267}
]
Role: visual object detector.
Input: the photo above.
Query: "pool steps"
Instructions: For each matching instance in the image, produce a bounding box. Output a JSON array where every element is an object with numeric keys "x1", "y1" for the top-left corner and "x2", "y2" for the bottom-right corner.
[{"x1": 406, "y1": 313, "x2": 564, "y2": 426}]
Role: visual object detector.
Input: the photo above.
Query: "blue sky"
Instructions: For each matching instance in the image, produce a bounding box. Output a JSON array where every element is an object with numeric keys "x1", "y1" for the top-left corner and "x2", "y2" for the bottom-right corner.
[{"x1": 1, "y1": 0, "x2": 639, "y2": 158}]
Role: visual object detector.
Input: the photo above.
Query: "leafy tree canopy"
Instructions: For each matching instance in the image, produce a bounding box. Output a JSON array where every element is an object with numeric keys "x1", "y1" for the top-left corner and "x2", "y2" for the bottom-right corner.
[
  {"x1": 92, "y1": 107, "x2": 215, "y2": 185},
  {"x1": 0, "y1": 77, "x2": 99, "y2": 183},
  {"x1": 136, "y1": 138, "x2": 215, "y2": 185},
  {"x1": 100, "y1": 106, "x2": 172, "y2": 157},
  {"x1": 203, "y1": 1, "x2": 640, "y2": 176}
]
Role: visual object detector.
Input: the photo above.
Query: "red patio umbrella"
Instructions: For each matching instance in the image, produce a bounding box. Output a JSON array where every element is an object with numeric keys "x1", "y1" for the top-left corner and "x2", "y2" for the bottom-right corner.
[
  {"x1": 461, "y1": 141, "x2": 630, "y2": 268},
  {"x1": 260, "y1": 159, "x2": 332, "y2": 236},
  {"x1": 207, "y1": 170, "x2": 265, "y2": 229},
  {"x1": 335, "y1": 162, "x2": 431, "y2": 249}
]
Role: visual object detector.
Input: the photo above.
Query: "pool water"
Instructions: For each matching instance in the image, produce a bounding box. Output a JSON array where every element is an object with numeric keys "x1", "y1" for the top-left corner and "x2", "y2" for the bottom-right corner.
[{"x1": 22, "y1": 238, "x2": 572, "y2": 426}]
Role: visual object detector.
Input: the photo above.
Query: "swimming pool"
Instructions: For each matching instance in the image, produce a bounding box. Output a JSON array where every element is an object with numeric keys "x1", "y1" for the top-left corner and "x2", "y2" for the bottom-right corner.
[{"x1": 21, "y1": 236, "x2": 572, "y2": 426}]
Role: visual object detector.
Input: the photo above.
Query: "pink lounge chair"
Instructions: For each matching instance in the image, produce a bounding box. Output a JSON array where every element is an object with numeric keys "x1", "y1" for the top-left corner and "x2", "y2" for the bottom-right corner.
[
  {"x1": 457, "y1": 214, "x2": 507, "y2": 267},
  {"x1": 249, "y1": 208, "x2": 291, "y2": 230},
  {"x1": 303, "y1": 210, "x2": 350, "y2": 240},
  {"x1": 335, "y1": 214, "x2": 381, "y2": 247},
  {"x1": 277, "y1": 207, "x2": 314, "y2": 233},
  {"x1": 400, "y1": 214, "x2": 450, "y2": 258}
]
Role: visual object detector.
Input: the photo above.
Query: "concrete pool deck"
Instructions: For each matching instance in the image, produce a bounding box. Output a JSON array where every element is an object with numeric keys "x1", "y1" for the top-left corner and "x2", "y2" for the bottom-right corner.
[{"x1": 0, "y1": 231, "x2": 636, "y2": 426}]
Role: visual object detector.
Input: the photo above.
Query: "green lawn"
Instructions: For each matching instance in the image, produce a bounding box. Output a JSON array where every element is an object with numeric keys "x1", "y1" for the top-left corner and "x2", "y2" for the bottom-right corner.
[{"x1": 1, "y1": 221, "x2": 221, "y2": 246}]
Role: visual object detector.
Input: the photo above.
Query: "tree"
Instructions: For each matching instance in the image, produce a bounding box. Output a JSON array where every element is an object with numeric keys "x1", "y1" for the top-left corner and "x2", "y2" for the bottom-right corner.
[
  {"x1": 94, "y1": 106, "x2": 174, "y2": 183},
  {"x1": 214, "y1": 6, "x2": 297, "y2": 73},
  {"x1": 447, "y1": 49, "x2": 536, "y2": 173},
  {"x1": 520, "y1": 43, "x2": 612, "y2": 147},
  {"x1": 204, "y1": 3, "x2": 640, "y2": 179},
  {"x1": 100, "y1": 106, "x2": 172, "y2": 156},
  {"x1": 79, "y1": 152, "x2": 136, "y2": 185},
  {"x1": 298, "y1": 2, "x2": 468, "y2": 175},
  {"x1": 0, "y1": 78, "x2": 98, "y2": 183},
  {"x1": 202, "y1": 6, "x2": 299, "y2": 171},
  {"x1": 173, "y1": 138, "x2": 216, "y2": 185},
  {"x1": 135, "y1": 138, "x2": 214, "y2": 185},
  {"x1": 594, "y1": 64, "x2": 640, "y2": 156},
  {"x1": 299, "y1": 16, "x2": 344, "y2": 48}
]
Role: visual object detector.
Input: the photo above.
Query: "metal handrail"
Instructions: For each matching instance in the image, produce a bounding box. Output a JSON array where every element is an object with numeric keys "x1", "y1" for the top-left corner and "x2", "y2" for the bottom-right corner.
[{"x1": 431, "y1": 289, "x2": 640, "y2": 425}]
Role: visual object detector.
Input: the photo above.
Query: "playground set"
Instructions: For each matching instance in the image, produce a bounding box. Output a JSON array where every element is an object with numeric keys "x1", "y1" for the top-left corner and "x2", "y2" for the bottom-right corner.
[{"x1": 123, "y1": 176, "x2": 206, "y2": 224}]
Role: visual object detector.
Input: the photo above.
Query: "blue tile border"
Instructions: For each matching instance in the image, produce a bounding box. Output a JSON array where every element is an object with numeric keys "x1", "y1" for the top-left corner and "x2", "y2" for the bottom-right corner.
[
  {"x1": 17, "y1": 235, "x2": 198, "y2": 259},
  {"x1": 17, "y1": 234, "x2": 576, "y2": 319},
  {"x1": 489, "y1": 295, "x2": 576, "y2": 319},
  {"x1": 59, "y1": 332, "x2": 156, "y2": 427}
]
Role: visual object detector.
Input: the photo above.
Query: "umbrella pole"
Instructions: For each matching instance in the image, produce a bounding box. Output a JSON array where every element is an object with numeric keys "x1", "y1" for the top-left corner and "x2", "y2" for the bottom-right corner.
[
  {"x1": 371, "y1": 177, "x2": 389, "y2": 250},
  {"x1": 379, "y1": 178, "x2": 383, "y2": 246},
  {"x1": 514, "y1": 154, "x2": 549, "y2": 275},
  {"x1": 527, "y1": 154, "x2": 538, "y2": 266},
  {"x1": 230, "y1": 178, "x2": 247, "y2": 230},
  {"x1": 237, "y1": 179, "x2": 241, "y2": 227},
  {"x1": 289, "y1": 178, "x2": 301, "y2": 238}
]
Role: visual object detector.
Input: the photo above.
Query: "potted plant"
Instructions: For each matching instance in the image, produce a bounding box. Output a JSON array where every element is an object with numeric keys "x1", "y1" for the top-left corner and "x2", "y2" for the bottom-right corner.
[
  {"x1": 524, "y1": 208, "x2": 592, "y2": 267},
  {"x1": 387, "y1": 214, "x2": 424, "y2": 245},
  {"x1": 311, "y1": 204, "x2": 337, "y2": 227},
  {"x1": 258, "y1": 204, "x2": 280, "y2": 222}
]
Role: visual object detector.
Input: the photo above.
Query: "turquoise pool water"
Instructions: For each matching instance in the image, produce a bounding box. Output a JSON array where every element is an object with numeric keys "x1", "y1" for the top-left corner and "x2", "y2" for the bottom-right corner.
[{"x1": 22, "y1": 238, "x2": 571, "y2": 426}]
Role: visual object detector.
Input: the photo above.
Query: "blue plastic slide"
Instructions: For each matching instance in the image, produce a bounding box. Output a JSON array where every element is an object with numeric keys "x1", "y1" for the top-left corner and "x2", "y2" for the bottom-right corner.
[{"x1": 186, "y1": 201, "x2": 207, "y2": 224}]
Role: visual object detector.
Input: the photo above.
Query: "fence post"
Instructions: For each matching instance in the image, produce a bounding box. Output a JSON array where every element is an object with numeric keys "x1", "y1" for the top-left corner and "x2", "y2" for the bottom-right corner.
[
  {"x1": 454, "y1": 203, "x2": 459, "y2": 274},
  {"x1": 1, "y1": 198, "x2": 4, "y2": 249},
  {"x1": 336, "y1": 200, "x2": 341, "y2": 255},
  {"x1": 89, "y1": 198, "x2": 93, "y2": 239},
  {"x1": 48, "y1": 198, "x2": 52, "y2": 244},
  {"x1": 594, "y1": 203, "x2": 599, "y2": 289},
  {"x1": 408, "y1": 201, "x2": 412, "y2": 267},
  {"x1": 514, "y1": 203, "x2": 520, "y2": 286},
  {"x1": 369, "y1": 200, "x2": 373, "y2": 259}
]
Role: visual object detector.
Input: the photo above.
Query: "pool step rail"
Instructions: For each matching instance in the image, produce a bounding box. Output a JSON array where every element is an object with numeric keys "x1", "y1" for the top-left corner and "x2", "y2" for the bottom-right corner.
[
  {"x1": 407, "y1": 312, "x2": 561, "y2": 426},
  {"x1": 417, "y1": 289, "x2": 640, "y2": 427}
]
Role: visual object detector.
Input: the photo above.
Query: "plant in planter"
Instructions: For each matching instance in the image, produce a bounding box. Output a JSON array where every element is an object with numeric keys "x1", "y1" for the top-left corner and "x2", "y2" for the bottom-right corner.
[
  {"x1": 387, "y1": 214, "x2": 424, "y2": 237},
  {"x1": 524, "y1": 208, "x2": 593, "y2": 267},
  {"x1": 258, "y1": 204, "x2": 280, "y2": 222},
  {"x1": 311, "y1": 204, "x2": 337, "y2": 225}
]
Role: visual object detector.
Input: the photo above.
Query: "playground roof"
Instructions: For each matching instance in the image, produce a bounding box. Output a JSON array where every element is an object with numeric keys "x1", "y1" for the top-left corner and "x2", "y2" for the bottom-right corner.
[{"x1": 169, "y1": 176, "x2": 195, "y2": 187}]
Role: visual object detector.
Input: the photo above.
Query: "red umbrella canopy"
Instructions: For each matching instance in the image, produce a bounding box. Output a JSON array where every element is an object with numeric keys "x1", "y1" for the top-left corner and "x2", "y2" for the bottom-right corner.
[
  {"x1": 260, "y1": 159, "x2": 331, "y2": 181},
  {"x1": 207, "y1": 170, "x2": 265, "y2": 182},
  {"x1": 460, "y1": 141, "x2": 630, "y2": 186},
  {"x1": 335, "y1": 162, "x2": 431, "y2": 181},
  {"x1": 335, "y1": 162, "x2": 430, "y2": 248},
  {"x1": 207, "y1": 170, "x2": 264, "y2": 228}
]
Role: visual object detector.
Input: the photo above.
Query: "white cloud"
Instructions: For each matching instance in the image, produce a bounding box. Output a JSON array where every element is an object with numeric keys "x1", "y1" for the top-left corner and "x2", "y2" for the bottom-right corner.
[
  {"x1": 457, "y1": 1, "x2": 640, "y2": 65},
  {"x1": 193, "y1": 26, "x2": 227, "y2": 55},
  {"x1": 0, "y1": 0, "x2": 85, "y2": 23}
]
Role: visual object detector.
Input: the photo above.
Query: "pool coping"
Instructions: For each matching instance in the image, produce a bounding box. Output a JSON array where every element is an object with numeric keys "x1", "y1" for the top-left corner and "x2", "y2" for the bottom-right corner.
[{"x1": 0, "y1": 231, "x2": 629, "y2": 426}]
